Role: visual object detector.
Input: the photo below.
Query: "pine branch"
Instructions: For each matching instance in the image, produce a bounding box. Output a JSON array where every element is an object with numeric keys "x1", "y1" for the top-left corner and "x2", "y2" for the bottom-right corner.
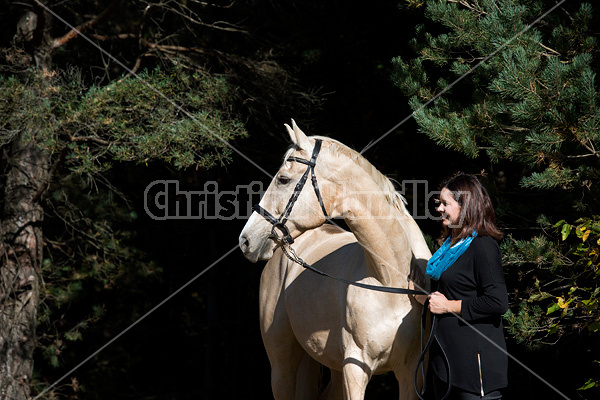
[
  {"x1": 581, "y1": 138, "x2": 600, "y2": 158},
  {"x1": 446, "y1": 0, "x2": 487, "y2": 16},
  {"x1": 538, "y1": 42, "x2": 560, "y2": 57},
  {"x1": 69, "y1": 135, "x2": 110, "y2": 146}
]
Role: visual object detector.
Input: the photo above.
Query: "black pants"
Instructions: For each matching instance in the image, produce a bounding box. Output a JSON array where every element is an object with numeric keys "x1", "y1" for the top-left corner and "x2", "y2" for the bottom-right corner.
[{"x1": 433, "y1": 373, "x2": 502, "y2": 400}]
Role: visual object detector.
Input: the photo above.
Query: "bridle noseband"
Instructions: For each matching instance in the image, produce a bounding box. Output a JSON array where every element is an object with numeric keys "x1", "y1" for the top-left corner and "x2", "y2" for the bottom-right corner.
[{"x1": 252, "y1": 139, "x2": 329, "y2": 244}]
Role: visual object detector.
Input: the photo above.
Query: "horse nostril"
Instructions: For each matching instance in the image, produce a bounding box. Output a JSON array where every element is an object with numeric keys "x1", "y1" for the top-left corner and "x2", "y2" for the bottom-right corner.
[{"x1": 239, "y1": 234, "x2": 250, "y2": 253}]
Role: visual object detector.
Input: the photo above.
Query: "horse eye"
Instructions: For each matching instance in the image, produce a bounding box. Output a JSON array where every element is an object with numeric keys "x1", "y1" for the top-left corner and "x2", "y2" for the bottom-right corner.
[{"x1": 277, "y1": 175, "x2": 291, "y2": 185}]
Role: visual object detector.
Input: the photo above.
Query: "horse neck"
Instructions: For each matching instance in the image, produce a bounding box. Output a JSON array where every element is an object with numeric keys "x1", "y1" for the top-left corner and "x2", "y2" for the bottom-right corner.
[
  {"x1": 334, "y1": 172, "x2": 413, "y2": 287},
  {"x1": 395, "y1": 213, "x2": 432, "y2": 291}
]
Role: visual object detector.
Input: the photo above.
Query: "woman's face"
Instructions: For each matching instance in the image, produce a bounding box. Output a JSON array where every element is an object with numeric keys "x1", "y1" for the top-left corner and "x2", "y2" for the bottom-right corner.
[{"x1": 437, "y1": 187, "x2": 462, "y2": 228}]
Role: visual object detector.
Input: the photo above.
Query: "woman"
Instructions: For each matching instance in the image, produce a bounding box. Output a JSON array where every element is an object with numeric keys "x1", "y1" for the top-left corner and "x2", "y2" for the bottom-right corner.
[{"x1": 412, "y1": 173, "x2": 508, "y2": 399}]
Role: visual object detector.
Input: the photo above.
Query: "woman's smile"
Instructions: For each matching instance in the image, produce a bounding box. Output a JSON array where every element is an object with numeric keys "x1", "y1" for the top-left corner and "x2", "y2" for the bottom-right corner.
[{"x1": 437, "y1": 187, "x2": 462, "y2": 227}]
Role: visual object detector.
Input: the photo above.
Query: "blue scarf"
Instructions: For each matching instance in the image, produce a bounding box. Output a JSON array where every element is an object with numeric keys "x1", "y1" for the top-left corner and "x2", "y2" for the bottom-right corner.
[{"x1": 426, "y1": 231, "x2": 478, "y2": 281}]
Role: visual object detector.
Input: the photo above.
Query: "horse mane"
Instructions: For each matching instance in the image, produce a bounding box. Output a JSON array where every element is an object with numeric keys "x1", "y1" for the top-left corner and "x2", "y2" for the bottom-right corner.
[{"x1": 283, "y1": 136, "x2": 410, "y2": 216}]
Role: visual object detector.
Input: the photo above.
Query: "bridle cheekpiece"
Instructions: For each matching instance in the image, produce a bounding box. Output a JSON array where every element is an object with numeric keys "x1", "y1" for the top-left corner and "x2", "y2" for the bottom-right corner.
[{"x1": 252, "y1": 139, "x2": 329, "y2": 244}]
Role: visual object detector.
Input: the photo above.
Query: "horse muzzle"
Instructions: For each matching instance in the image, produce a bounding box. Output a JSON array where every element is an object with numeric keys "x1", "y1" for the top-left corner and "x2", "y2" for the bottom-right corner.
[{"x1": 238, "y1": 220, "x2": 277, "y2": 263}]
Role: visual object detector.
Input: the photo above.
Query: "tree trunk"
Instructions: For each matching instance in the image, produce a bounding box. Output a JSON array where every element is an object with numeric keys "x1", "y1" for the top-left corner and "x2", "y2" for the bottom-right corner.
[
  {"x1": 1, "y1": 4, "x2": 51, "y2": 397},
  {"x1": 0, "y1": 133, "x2": 48, "y2": 399}
]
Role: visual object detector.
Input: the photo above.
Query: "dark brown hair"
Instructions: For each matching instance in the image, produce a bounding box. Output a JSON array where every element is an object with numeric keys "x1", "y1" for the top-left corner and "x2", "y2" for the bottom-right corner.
[{"x1": 439, "y1": 173, "x2": 503, "y2": 244}]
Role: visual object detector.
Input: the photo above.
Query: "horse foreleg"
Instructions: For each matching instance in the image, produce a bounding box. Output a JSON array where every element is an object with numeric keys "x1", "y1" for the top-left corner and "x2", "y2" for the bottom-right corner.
[{"x1": 341, "y1": 358, "x2": 371, "y2": 400}]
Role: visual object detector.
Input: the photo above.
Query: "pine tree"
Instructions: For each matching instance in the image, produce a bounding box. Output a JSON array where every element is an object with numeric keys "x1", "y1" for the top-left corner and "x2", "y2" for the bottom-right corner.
[{"x1": 393, "y1": 0, "x2": 599, "y2": 197}]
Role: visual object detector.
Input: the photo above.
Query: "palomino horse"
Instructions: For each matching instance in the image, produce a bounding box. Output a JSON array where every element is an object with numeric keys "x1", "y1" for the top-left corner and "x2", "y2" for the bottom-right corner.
[{"x1": 239, "y1": 121, "x2": 431, "y2": 399}]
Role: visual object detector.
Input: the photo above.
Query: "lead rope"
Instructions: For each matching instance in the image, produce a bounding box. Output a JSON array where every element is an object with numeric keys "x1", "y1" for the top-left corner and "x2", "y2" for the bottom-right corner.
[
  {"x1": 279, "y1": 237, "x2": 304, "y2": 266},
  {"x1": 414, "y1": 300, "x2": 452, "y2": 400},
  {"x1": 277, "y1": 235, "x2": 427, "y2": 296}
]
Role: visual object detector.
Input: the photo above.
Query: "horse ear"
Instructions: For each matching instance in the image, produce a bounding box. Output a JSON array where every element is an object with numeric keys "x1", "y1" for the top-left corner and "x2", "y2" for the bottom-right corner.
[
  {"x1": 285, "y1": 119, "x2": 313, "y2": 152},
  {"x1": 285, "y1": 123, "x2": 295, "y2": 144}
]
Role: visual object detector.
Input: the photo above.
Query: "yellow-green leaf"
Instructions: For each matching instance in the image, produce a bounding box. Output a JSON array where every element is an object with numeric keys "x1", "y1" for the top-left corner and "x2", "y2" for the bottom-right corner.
[
  {"x1": 582, "y1": 229, "x2": 591, "y2": 242},
  {"x1": 578, "y1": 378, "x2": 598, "y2": 390},
  {"x1": 547, "y1": 302, "x2": 561, "y2": 314},
  {"x1": 561, "y1": 223, "x2": 572, "y2": 241},
  {"x1": 557, "y1": 296, "x2": 571, "y2": 309}
]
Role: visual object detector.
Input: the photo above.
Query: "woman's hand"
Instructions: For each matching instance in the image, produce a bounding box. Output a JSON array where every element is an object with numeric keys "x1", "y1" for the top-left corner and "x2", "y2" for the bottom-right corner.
[
  {"x1": 428, "y1": 291, "x2": 462, "y2": 315},
  {"x1": 408, "y1": 268, "x2": 428, "y2": 305}
]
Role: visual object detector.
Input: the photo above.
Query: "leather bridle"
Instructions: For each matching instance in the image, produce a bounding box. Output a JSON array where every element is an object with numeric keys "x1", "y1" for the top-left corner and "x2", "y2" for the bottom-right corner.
[{"x1": 252, "y1": 139, "x2": 329, "y2": 244}]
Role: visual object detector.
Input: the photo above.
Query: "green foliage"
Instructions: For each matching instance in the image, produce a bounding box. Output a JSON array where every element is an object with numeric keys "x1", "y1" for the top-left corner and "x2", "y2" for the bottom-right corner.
[
  {"x1": 503, "y1": 218, "x2": 600, "y2": 333},
  {"x1": 72, "y1": 66, "x2": 246, "y2": 172},
  {"x1": 393, "y1": 0, "x2": 600, "y2": 195},
  {"x1": 0, "y1": 65, "x2": 247, "y2": 176},
  {"x1": 0, "y1": 71, "x2": 61, "y2": 147},
  {"x1": 0, "y1": 64, "x2": 246, "y2": 389},
  {"x1": 579, "y1": 376, "x2": 600, "y2": 391},
  {"x1": 501, "y1": 234, "x2": 568, "y2": 270},
  {"x1": 498, "y1": 217, "x2": 600, "y2": 391},
  {"x1": 533, "y1": 218, "x2": 600, "y2": 390},
  {"x1": 552, "y1": 217, "x2": 600, "y2": 325},
  {"x1": 503, "y1": 302, "x2": 546, "y2": 349}
]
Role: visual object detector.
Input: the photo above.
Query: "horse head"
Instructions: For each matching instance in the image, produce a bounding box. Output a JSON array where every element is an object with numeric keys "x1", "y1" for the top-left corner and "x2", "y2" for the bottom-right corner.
[{"x1": 239, "y1": 120, "x2": 339, "y2": 262}]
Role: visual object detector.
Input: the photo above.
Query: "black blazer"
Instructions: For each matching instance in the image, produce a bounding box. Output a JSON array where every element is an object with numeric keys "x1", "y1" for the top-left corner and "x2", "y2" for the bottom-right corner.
[{"x1": 430, "y1": 235, "x2": 509, "y2": 395}]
